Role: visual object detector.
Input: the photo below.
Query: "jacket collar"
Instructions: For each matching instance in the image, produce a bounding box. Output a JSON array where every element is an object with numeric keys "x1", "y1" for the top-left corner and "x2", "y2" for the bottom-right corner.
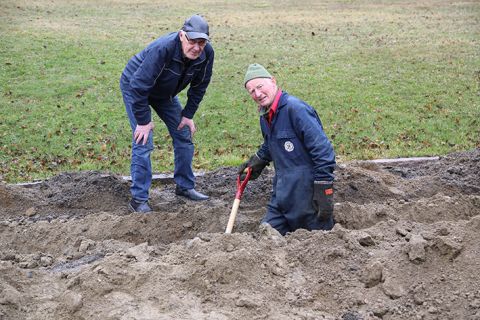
[{"x1": 277, "y1": 90, "x2": 288, "y2": 110}]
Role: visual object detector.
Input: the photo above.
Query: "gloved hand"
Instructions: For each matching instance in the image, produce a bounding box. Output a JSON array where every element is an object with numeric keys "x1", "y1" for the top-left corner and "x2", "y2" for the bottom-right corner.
[
  {"x1": 237, "y1": 154, "x2": 269, "y2": 180},
  {"x1": 313, "y1": 181, "x2": 334, "y2": 221}
]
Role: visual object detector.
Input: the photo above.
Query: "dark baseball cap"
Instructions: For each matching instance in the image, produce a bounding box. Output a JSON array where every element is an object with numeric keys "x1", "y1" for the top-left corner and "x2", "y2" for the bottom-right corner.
[{"x1": 182, "y1": 14, "x2": 210, "y2": 41}]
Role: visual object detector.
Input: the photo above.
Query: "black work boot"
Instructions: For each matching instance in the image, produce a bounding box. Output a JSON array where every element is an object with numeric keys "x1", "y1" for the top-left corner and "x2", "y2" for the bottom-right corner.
[
  {"x1": 128, "y1": 199, "x2": 153, "y2": 213},
  {"x1": 175, "y1": 186, "x2": 209, "y2": 201}
]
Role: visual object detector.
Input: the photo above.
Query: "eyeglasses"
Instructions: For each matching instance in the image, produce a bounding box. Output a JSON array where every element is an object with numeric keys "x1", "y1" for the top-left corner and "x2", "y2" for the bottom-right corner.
[{"x1": 184, "y1": 32, "x2": 207, "y2": 47}]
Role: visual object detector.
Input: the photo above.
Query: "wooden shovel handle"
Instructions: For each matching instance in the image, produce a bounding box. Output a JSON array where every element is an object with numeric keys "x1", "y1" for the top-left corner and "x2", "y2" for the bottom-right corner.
[
  {"x1": 225, "y1": 167, "x2": 252, "y2": 234},
  {"x1": 225, "y1": 198, "x2": 241, "y2": 234}
]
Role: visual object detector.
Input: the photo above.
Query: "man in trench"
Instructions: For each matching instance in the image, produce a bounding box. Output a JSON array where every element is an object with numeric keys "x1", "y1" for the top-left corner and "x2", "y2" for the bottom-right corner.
[
  {"x1": 239, "y1": 63, "x2": 336, "y2": 235},
  {"x1": 120, "y1": 14, "x2": 214, "y2": 213}
]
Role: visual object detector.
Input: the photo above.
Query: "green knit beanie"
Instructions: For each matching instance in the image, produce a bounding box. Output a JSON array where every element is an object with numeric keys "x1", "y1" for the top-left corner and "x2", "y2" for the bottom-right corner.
[{"x1": 244, "y1": 63, "x2": 272, "y2": 87}]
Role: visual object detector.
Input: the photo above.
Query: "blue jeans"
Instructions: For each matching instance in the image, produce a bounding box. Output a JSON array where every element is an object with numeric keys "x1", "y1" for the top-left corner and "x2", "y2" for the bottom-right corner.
[{"x1": 122, "y1": 89, "x2": 195, "y2": 202}]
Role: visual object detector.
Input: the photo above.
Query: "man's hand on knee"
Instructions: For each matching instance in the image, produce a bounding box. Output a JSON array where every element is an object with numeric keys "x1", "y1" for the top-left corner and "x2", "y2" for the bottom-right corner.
[
  {"x1": 177, "y1": 117, "x2": 196, "y2": 136},
  {"x1": 134, "y1": 122, "x2": 154, "y2": 145}
]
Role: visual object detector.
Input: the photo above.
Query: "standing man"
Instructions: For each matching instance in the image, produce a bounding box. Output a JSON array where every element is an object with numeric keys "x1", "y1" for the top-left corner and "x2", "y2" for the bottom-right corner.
[
  {"x1": 121, "y1": 14, "x2": 214, "y2": 213},
  {"x1": 239, "y1": 63, "x2": 336, "y2": 235}
]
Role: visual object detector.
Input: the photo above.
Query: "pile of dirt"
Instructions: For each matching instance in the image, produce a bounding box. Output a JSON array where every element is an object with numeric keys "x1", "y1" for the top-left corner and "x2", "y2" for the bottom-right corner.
[{"x1": 1, "y1": 149, "x2": 479, "y2": 320}]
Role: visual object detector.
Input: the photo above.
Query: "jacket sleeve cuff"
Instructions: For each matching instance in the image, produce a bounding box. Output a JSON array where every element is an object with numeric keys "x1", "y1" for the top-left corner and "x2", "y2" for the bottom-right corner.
[
  {"x1": 181, "y1": 107, "x2": 195, "y2": 119},
  {"x1": 254, "y1": 152, "x2": 269, "y2": 164},
  {"x1": 135, "y1": 110, "x2": 152, "y2": 125}
]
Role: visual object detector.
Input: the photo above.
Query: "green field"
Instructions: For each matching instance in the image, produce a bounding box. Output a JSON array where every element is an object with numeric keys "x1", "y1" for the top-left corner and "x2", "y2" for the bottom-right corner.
[{"x1": 1, "y1": 0, "x2": 479, "y2": 183}]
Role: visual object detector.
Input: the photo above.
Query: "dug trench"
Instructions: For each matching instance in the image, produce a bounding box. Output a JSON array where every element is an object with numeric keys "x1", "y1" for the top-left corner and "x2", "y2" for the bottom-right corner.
[{"x1": 0, "y1": 149, "x2": 479, "y2": 319}]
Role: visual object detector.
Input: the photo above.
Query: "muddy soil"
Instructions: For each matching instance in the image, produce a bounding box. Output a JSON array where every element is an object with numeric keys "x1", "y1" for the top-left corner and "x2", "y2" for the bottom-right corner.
[{"x1": 1, "y1": 149, "x2": 479, "y2": 320}]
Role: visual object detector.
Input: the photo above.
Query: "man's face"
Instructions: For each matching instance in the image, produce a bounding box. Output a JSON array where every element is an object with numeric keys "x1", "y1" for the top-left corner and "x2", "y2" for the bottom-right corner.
[
  {"x1": 245, "y1": 77, "x2": 278, "y2": 108},
  {"x1": 180, "y1": 31, "x2": 207, "y2": 60}
]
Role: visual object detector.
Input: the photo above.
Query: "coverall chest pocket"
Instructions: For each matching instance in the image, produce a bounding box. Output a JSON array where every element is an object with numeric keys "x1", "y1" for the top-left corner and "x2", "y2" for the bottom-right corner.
[{"x1": 275, "y1": 130, "x2": 301, "y2": 159}]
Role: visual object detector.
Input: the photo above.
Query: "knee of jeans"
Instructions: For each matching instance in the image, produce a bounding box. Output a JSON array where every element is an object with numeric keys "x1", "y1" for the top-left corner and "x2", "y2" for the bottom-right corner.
[
  {"x1": 172, "y1": 130, "x2": 193, "y2": 145},
  {"x1": 132, "y1": 140, "x2": 154, "y2": 154}
]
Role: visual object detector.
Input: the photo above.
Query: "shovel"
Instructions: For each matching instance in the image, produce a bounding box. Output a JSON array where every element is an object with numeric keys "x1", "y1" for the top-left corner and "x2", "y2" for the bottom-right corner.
[{"x1": 225, "y1": 167, "x2": 252, "y2": 234}]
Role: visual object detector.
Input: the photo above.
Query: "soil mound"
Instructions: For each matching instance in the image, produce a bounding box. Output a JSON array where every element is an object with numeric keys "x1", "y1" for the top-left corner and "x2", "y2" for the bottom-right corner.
[{"x1": 1, "y1": 149, "x2": 479, "y2": 319}]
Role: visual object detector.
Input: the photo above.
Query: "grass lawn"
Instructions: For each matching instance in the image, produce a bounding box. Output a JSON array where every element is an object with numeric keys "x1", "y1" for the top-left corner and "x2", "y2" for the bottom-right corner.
[{"x1": 1, "y1": 0, "x2": 479, "y2": 182}]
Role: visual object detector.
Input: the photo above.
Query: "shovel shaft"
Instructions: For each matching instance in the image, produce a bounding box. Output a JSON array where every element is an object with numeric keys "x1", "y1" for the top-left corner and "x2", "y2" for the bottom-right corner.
[
  {"x1": 225, "y1": 198, "x2": 241, "y2": 234},
  {"x1": 225, "y1": 167, "x2": 252, "y2": 234}
]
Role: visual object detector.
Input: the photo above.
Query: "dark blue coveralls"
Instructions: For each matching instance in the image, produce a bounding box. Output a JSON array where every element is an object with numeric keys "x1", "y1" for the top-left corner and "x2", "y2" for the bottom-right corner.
[
  {"x1": 120, "y1": 32, "x2": 214, "y2": 202},
  {"x1": 256, "y1": 91, "x2": 336, "y2": 235}
]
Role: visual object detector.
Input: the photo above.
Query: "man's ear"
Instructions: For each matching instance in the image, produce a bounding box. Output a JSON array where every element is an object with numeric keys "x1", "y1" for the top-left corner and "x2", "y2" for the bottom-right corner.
[{"x1": 179, "y1": 30, "x2": 186, "y2": 40}]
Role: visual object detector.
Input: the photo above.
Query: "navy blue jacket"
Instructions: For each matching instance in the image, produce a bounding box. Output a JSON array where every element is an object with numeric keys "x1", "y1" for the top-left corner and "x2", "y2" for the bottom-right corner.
[
  {"x1": 121, "y1": 32, "x2": 214, "y2": 125},
  {"x1": 256, "y1": 91, "x2": 335, "y2": 182}
]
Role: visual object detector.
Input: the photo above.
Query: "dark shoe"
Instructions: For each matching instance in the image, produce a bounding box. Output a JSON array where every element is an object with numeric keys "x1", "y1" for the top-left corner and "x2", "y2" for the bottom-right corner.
[
  {"x1": 128, "y1": 199, "x2": 152, "y2": 213},
  {"x1": 175, "y1": 186, "x2": 209, "y2": 201}
]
